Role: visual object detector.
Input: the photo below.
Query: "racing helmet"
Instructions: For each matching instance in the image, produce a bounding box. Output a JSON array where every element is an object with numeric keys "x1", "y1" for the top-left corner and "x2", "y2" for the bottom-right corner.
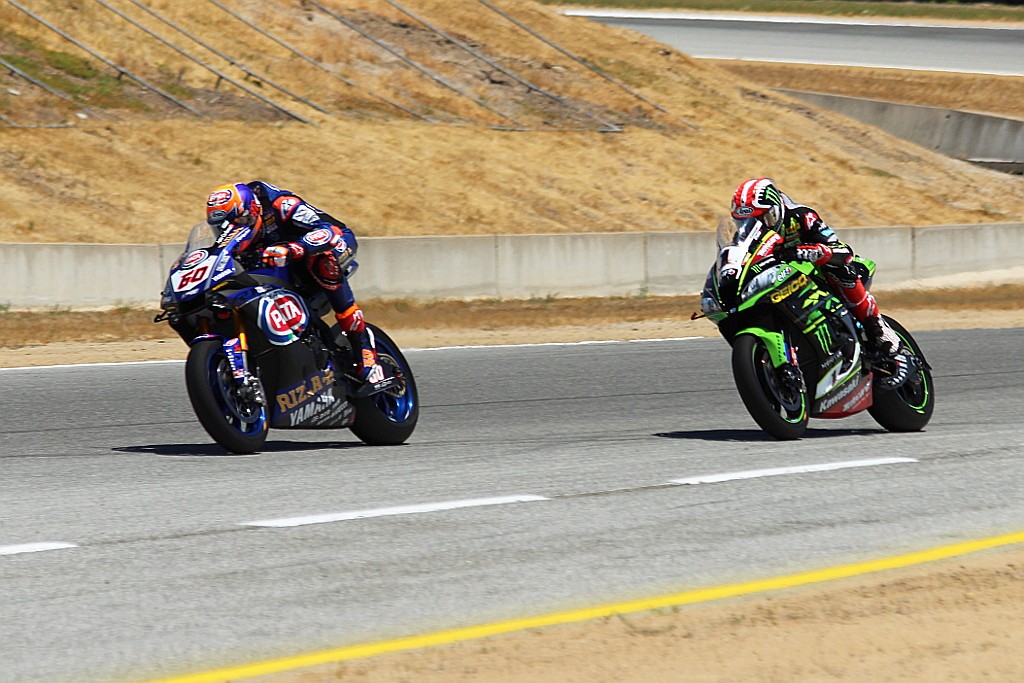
[
  {"x1": 206, "y1": 183, "x2": 262, "y2": 234},
  {"x1": 730, "y1": 177, "x2": 784, "y2": 230}
]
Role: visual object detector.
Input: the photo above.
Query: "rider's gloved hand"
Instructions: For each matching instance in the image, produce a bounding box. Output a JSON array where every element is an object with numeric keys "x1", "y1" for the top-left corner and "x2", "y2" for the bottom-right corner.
[
  {"x1": 261, "y1": 242, "x2": 305, "y2": 267},
  {"x1": 792, "y1": 243, "x2": 833, "y2": 265}
]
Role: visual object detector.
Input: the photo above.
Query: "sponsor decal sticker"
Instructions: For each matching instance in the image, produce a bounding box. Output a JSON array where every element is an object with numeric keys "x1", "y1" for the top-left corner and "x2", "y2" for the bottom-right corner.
[
  {"x1": 274, "y1": 368, "x2": 350, "y2": 426},
  {"x1": 258, "y1": 292, "x2": 310, "y2": 345},
  {"x1": 770, "y1": 273, "x2": 808, "y2": 303},
  {"x1": 305, "y1": 228, "x2": 333, "y2": 247},
  {"x1": 840, "y1": 381, "x2": 872, "y2": 412},
  {"x1": 819, "y1": 376, "x2": 862, "y2": 411},
  {"x1": 182, "y1": 249, "x2": 209, "y2": 269},
  {"x1": 278, "y1": 197, "x2": 298, "y2": 215},
  {"x1": 207, "y1": 189, "x2": 233, "y2": 206}
]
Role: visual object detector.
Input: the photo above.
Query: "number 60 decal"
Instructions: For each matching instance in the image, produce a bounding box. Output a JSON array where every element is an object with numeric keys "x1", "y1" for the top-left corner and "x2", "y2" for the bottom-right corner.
[{"x1": 172, "y1": 256, "x2": 215, "y2": 292}]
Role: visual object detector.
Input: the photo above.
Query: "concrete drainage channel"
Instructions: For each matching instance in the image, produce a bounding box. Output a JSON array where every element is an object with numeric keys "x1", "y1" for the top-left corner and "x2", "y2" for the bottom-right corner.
[{"x1": 776, "y1": 90, "x2": 1023, "y2": 175}]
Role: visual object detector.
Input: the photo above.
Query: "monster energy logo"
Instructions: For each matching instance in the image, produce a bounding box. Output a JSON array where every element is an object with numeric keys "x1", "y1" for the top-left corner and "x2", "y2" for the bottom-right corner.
[
  {"x1": 813, "y1": 324, "x2": 833, "y2": 353},
  {"x1": 762, "y1": 184, "x2": 781, "y2": 207}
]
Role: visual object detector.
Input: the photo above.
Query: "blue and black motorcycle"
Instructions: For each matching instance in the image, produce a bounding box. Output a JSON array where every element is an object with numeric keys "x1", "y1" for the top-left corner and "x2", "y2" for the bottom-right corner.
[{"x1": 156, "y1": 222, "x2": 418, "y2": 454}]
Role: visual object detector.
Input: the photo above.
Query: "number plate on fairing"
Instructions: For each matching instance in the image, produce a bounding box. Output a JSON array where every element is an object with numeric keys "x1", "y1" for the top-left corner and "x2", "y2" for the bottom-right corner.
[{"x1": 171, "y1": 250, "x2": 216, "y2": 293}]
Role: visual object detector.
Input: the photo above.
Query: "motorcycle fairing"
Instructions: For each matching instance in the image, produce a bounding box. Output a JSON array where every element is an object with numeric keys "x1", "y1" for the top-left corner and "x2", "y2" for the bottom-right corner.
[
  {"x1": 813, "y1": 373, "x2": 873, "y2": 418},
  {"x1": 734, "y1": 327, "x2": 790, "y2": 368},
  {"x1": 271, "y1": 365, "x2": 354, "y2": 428}
]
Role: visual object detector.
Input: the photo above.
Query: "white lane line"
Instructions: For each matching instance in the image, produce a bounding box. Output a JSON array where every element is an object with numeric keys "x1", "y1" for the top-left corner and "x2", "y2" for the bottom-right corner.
[
  {"x1": 0, "y1": 542, "x2": 78, "y2": 556},
  {"x1": 410, "y1": 337, "x2": 704, "y2": 352},
  {"x1": 669, "y1": 457, "x2": 917, "y2": 485},
  {"x1": 242, "y1": 495, "x2": 550, "y2": 528},
  {"x1": 0, "y1": 337, "x2": 707, "y2": 370},
  {"x1": 0, "y1": 360, "x2": 185, "y2": 372}
]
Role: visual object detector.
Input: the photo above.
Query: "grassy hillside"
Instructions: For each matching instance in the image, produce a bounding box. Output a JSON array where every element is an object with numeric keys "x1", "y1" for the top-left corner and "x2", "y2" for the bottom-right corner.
[{"x1": 0, "y1": 0, "x2": 1020, "y2": 244}]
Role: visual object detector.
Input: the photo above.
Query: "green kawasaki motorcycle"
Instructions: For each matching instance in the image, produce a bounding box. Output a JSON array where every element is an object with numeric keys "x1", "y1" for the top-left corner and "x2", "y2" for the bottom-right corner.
[{"x1": 699, "y1": 217, "x2": 934, "y2": 440}]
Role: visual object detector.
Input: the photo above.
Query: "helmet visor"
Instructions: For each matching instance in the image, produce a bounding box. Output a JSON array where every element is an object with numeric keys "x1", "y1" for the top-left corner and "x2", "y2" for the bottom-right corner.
[{"x1": 206, "y1": 208, "x2": 256, "y2": 228}]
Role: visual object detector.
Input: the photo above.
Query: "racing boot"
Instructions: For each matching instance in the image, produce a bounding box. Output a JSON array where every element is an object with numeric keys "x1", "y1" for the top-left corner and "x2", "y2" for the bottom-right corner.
[
  {"x1": 863, "y1": 315, "x2": 916, "y2": 390},
  {"x1": 336, "y1": 305, "x2": 384, "y2": 384}
]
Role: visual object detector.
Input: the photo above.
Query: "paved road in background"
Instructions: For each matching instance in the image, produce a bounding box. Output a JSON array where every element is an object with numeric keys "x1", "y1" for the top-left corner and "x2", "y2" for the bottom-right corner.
[
  {"x1": 2, "y1": 328, "x2": 1022, "y2": 682},
  {"x1": 566, "y1": 10, "x2": 1024, "y2": 76}
]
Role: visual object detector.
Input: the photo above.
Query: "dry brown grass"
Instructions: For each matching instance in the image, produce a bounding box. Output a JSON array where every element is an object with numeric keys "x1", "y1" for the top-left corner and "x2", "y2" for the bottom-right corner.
[
  {"x1": 0, "y1": 1, "x2": 1021, "y2": 246},
  {"x1": 2, "y1": 284, "x2": 1020, "y2": 348}
]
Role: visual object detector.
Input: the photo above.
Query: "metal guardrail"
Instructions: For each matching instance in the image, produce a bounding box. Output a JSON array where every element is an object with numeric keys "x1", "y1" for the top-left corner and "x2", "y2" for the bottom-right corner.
[
  {"x1": 383, "y1": 0, "x2": 621, "y2": 132},
  {"x1": 3, "y1": 0, "x2": 205, "y2": 117},
  {"x1": 306, "y1": 0, "x2": 523, "y2": 128},
  {"x1": 125, "y1": 0, "x2": 330, "y2": 117},
  {"x1": 475, "y1": 0, "x2": 699, "y2": 131},
  {"x1": 92, "y1": 0, "x2": 311, "y2": 124},
  {"x1": 205, "y1": 0, "x2": 431, "y2": 122},
  {"x1": 0, "y1": 56, "x2": 103, "y2": 122}
]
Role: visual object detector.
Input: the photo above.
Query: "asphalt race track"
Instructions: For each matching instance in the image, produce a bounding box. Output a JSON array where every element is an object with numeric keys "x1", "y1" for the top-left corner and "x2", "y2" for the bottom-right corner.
[
  {"x1": 2, "y1": 328, "x2": 1023, "y2": 682},
  {"x1": 573, "y1": 11, "x2": 1024, "y2": 76}
]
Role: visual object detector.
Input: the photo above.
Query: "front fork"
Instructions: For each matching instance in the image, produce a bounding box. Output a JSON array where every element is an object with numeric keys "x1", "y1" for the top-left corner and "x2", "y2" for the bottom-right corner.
[
  {"x1": 191, "y1": 313, "x2": 265, "y2": 406},
  {"x1": 740, "y1": 326, "x2": 806, "y2": 393}
]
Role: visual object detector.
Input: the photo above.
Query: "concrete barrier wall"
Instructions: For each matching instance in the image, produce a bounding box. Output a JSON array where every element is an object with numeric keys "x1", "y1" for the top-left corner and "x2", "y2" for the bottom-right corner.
[
  {"x1": 1, "y1": 223, "x2": 1022, "y2": 307},
  {"x1": 776, "y1": 90, "x2": 1024, "y2": 165}
]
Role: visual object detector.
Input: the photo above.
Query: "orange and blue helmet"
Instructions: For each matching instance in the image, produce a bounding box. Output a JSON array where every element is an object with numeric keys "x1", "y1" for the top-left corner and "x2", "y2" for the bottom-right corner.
[{"x1": 206, "y1": 183, "x2": 262, "y2": 233}]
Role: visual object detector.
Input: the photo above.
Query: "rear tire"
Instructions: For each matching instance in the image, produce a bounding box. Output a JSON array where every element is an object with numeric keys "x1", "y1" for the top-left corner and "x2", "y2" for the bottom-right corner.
[
  {"x1": 868, "y1": 317, "x2": 934, "y2": 432},
  {"x1": 732, "y1": 334, "x2": 808, "y2": 440},
  {"x1": 349, "y1": 324, "x2": 419, "y2": 446},
  {"x1": 185, "y1": 339, "x2": 268, "y2": 454}
]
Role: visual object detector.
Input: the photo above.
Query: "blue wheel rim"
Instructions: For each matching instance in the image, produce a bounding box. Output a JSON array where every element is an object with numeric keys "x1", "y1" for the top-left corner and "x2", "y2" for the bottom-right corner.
[
  {"x1": 207, "y1": 351, "x2": 267, "y2": 437},
  {"x1": 373, "y1": 340, "x2": 416, "y2": 423}
]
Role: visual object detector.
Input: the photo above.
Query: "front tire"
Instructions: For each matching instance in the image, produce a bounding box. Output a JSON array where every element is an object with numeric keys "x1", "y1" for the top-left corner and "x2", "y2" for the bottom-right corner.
[
  {"x1": 868, "y1": 317, "x2": 934, "y2": 432},
  {"x1": 349, "y1": 324, "x2": 419, "y2": 446},
  {"x1": 185, "y1": 339, "x2": 268, "y2": 454},
  {"x1": 732, "y1": 334, "x2": 808, "y2": 440}
]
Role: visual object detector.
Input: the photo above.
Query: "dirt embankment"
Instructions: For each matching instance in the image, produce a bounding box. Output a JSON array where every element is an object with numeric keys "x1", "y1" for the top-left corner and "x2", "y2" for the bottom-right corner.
[{"x1": 0, "y1": 0, "x2": 1021, "y2": 245}]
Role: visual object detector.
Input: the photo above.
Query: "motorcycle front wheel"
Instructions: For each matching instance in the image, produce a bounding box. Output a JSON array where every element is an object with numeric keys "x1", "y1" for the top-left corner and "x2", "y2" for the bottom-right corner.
[
  {"x1": 185, "y1": 339, "x2": 269, "y2": 454},
  {"x1": 732, "y1": 334, "x2": 809, "y2": 440}
]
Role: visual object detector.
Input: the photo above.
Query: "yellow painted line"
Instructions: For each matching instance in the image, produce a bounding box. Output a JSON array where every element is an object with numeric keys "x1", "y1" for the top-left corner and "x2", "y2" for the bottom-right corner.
[{"x1": 148, "y1": 530, "x2": 1024, "y2": 683}]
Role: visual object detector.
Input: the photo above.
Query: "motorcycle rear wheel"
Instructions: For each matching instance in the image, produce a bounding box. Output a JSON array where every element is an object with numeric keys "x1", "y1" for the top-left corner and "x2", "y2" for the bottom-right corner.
[
  {"x1": 348, "y1": 324, "x2": 419, "y2": 446},
  {"x1": 868, "y1": 316, "x2": 934, "y2": 432},
  {"x1": 732, "y1": 334, "x2": 808, "y2": 440},
  {"x1": 185, "y1": 339, "x2": 269, "y2": 454}
]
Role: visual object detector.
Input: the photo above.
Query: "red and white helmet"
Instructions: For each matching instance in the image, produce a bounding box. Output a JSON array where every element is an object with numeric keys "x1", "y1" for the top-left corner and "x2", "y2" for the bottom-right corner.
[{"x1": 730, "y1": 177, "x2": 784, "y2": 230}]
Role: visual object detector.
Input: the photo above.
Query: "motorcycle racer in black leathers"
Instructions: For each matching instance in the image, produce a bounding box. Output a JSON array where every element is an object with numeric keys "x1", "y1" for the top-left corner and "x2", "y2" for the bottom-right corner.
[{"x1": 730, "y1": 177, "x2": 914, "y2": 389}]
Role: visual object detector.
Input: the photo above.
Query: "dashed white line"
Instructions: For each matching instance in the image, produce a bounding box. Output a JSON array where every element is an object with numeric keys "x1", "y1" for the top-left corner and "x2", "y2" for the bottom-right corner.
[
  {"x1": 0, "y1": 360, "x2": 184, "y2": 372},
  {"x1": 0, "y1": 337, "x2": 707, "y2": 370},
  {"x1": 242, "y1": 495, "x2": 550, "y2": 528},
  {"x1": 669, "y1": 457, "x2": 918, "y2": 486},
  {"x1": 410, "y1": 337, "x2": 704, "y2": 352},
  {"x1": 0, "y1": 542, "x2": 78, "y2": 556}
]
